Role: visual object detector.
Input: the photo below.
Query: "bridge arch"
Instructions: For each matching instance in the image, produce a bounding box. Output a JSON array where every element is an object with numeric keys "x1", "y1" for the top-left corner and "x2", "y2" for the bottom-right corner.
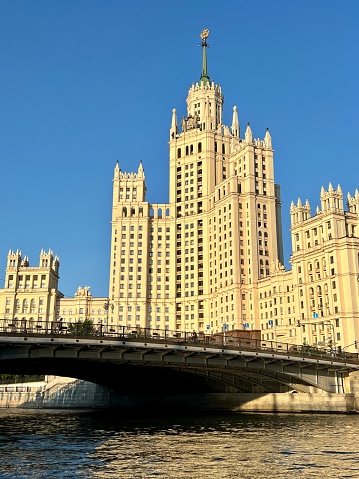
[{"x1": 0, "y1": 334, "x2": 355, "y2": 395}]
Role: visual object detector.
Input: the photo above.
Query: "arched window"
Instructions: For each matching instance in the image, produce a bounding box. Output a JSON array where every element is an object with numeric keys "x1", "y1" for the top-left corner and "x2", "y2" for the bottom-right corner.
[
  {"x1": 186, "y1": 146, "x2": 189, "y2": 156},
  {"x1": 123, "y1": 207, "x2": 127, "y2": 217},
  {"x1": 198, "y1": 142, "x2": 202, "y2": 153},
  {"x1": 166, "y1": 208, "x2": 170, "y2": 217},
  {"x1": 22, "y1": 299, "x2": 28, "y2": 313},
  {"x1": 139, "y1": 207, "x2": 143, "y2": 217},
  {"x1": 158, "y1": 208, "x2": 162, "y2": 218},
  {"x1": 30, "y1": 299, "x2": 36, "y2": 313},
  {"x1": 177, "y1": 148, "x2": 181, "y2": 158},
  {"x1": 222, "y1": 144, "x2": 225, "y2": 154},
  {"x1": 150, "y1": 208, "x2": 154, "y2": 218}
]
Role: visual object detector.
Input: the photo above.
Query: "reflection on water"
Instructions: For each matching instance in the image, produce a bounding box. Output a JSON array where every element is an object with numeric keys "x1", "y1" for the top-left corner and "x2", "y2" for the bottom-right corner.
[{"x1": 0, "y1": 409, "x2": 358, "y2": 478}]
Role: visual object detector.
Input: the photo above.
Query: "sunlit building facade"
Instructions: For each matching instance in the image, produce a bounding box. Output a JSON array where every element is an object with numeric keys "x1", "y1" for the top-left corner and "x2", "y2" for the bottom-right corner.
[
  {"x1": 0, "y1": 250, "x2": 108, "y2": 330},
  {"x1": 0, "y1": 249, "x2": 62, "y2": 328}
]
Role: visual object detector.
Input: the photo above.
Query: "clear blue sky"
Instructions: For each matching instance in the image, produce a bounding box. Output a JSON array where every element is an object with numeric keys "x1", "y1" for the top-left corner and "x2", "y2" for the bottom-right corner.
[{"x1": 1, "y1": 0, "x2": 358, "y2": 298}]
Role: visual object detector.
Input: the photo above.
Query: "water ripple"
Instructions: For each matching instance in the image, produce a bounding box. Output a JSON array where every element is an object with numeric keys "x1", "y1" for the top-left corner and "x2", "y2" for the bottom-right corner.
[{"x1": 0, "y1": 410, "x2": 358, "y2": 478}]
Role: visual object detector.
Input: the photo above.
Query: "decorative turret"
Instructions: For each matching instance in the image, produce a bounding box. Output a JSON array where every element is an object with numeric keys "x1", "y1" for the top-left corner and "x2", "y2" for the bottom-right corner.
[
  {"x1": 39, "y1": 249, "x2": 59, "y2": 273},
  {"x1": 290, "y1": 197, "x2": 311, "y2": 226},
  {"x1": 114, "y1": 160, "x2": 120, "y2": 179},
  {"x1": 137, "y1": 160, "x2": 144, "y2": 178},
  {"x1": 170, "y1": 108, "x2": 178, "y2": 140},
  {"x1": 113, "y1": 159, "x2": 147, "y2": 206},
  {"x1": 182, "y1": 29, "x2": 224, "y2": 132},
  {"x1": 320, "y1": 183, "x2": 344, "y2": 212},
  {"x1": 264, "y1": 128, "x2": 272, "y2": 149},
  {"x1": 53, "y1": 255, "x2": 60, "y2": 275},
  {"x1": 7, "y1": 249, "x2": 22, "y2": 269},
  {"x1": 347, "y1": 189, "x2": 359, "y2": 214},
  {"x1": 245, "y1": 123, "x2": 253, "y2": 143},
  {"x1": 231, "y1": 106, "x2": 239, "y2": 137}
]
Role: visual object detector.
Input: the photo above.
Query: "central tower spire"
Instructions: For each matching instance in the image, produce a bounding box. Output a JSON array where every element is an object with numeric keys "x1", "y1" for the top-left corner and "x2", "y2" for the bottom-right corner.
[{"x1": 200, "y1": 28, "x2": 210, "y2": 85}]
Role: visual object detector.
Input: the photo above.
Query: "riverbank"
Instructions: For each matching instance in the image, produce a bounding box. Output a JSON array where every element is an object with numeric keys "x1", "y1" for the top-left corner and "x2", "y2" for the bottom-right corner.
[{"x1": 1, "y1": 376, "x2": 359, "y2": 412}]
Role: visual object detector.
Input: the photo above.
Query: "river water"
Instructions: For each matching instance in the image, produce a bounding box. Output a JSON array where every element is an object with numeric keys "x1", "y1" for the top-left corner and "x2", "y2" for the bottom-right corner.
[{"x1": 0, "y1": 409, "x2": 358, "y2": 479}]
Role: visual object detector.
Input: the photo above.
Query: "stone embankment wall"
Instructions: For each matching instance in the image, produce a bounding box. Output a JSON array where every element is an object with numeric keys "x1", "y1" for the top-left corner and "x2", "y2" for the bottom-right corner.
[
  {"x1": 1, "y1": 373, "x2": 359, "y2": 412},
  {"x1": 108, "y1": 392, "x2": 358, "y2": 413},
  {"x1": 0, "y1": 376, "x2": 109, "y2": 409}
]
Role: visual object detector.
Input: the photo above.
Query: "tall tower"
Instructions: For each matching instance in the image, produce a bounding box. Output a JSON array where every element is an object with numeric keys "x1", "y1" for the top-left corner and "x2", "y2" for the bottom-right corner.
[
  {"x1": 169, "y1": 29, "x2": 284, "y2": 333},
  {"x1": 110, "y1": 29, "x2": 284, "y2": 335}
]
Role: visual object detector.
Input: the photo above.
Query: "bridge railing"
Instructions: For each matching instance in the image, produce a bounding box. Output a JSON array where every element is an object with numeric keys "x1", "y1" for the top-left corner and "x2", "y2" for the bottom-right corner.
[{"x1": 0, "y1": 318, "x2": 357, "y2": 363}]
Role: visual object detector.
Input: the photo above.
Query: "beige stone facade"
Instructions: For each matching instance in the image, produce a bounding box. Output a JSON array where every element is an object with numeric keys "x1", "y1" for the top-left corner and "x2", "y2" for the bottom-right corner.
[
  {"x1": 0, "y1": 250, "x2": 108, "y2": 331},
  {"x1": 1, "y1": 35, "x2": 359, "y2": 352},
  {"x1": 57, "y1": 286, "x2": 108, "y2": 328},
  {"x1": 0, "y1": 249, "x2": 62, "y2": 329}
]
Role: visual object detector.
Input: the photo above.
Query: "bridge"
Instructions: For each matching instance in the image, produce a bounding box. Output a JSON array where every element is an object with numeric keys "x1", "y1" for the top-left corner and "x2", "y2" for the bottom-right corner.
[{"x1": 0, "y1": 320, "x2": 358, "y2": 396}]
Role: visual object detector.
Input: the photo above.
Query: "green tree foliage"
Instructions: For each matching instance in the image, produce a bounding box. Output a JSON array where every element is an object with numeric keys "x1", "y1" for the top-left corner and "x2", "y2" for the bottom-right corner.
[{"x1": 68, "y1": 318, "x2": 96, "y2": 336}]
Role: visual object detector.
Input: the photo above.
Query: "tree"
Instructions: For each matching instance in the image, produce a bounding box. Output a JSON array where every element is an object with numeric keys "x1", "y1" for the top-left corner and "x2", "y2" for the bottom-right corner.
[{"x1": 68, "y1": 318, "x2": 96, "y2": 336}]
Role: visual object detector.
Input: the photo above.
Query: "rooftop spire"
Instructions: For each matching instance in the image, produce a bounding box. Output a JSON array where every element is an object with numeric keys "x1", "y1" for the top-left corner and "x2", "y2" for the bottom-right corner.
[{"x1": 200, "y1": 28, "x2": 210, "y2": 85}]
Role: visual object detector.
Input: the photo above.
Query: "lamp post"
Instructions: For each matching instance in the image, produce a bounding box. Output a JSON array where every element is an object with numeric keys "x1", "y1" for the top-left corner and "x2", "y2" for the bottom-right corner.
[
  {"x1": 297, "y1": 319, "x2": 336, "y2": 352},
  {"x1": 103, "y1": 299, "x2": 114, "y2": 332},
  {"x1": 342, "y1": 340, "x2": 358, "y2": 352}
]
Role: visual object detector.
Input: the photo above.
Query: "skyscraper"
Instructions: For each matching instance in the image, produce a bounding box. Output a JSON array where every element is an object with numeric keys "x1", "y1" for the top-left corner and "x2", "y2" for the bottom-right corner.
[{"x1": 109, "y1": 29, "x2": 284, "y2": 335}]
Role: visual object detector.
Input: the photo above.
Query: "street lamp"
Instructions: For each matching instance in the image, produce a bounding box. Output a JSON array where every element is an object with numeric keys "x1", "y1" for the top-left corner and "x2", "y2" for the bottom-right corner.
[
  {"x1": 297, "y1": 319, "x2": 336, "y2": 351},
  {"x1": 103, "y1": 299, "x2": 114, "y2": 331},
  {"x1": 342, "y1": 340, "x2": 358, "y2": 352}
]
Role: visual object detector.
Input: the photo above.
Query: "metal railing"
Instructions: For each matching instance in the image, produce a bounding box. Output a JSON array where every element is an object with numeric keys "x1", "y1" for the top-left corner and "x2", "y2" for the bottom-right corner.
[
  {"x1": 0, "y1": 318, "x2": 357, "y2": 364},
  {"x1": 0, "y1": 375, "x2": 45, "y2": 385}
]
